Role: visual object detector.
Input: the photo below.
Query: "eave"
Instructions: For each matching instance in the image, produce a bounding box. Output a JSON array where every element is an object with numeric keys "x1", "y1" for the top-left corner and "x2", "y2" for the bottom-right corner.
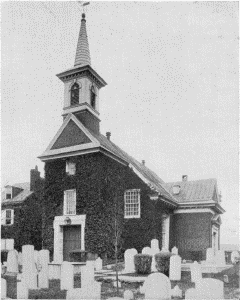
[{"x1": 178, "y1": 201, "x2": 225, "y2": 214}]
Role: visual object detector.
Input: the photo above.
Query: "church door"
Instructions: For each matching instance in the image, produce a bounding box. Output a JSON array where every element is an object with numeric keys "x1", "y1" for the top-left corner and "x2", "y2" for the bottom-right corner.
[{"x1": 63, "y1": 225, "x2": 81, "y2": 261}]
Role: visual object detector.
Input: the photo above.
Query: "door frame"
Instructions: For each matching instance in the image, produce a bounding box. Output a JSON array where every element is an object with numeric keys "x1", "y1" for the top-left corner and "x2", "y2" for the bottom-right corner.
[{"x1": 53, "y1": 215, "x2": 86, "y2": 263}]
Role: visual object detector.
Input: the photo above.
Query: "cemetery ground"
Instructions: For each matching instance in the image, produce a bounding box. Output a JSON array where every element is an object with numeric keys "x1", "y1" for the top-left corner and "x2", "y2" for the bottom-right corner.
[{"x1": 2, "y1": 262, "x2": 239, "y2": 299}]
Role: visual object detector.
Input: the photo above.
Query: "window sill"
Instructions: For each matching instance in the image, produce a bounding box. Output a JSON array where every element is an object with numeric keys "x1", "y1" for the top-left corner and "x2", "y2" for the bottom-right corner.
[{"x1": 124, "y1": 216, "x2": 140, "y2": 219}]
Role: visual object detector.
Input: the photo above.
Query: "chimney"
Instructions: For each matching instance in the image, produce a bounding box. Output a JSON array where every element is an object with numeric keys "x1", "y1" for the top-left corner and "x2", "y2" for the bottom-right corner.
[
  {"x1": 142, "y1": 160, "x2": 145, "y2": 166},
  {"x1": 182, "y1": 175, "x2": 188, "y2": 182},
  {"x1": 106, "y1": 132, "x2": 111, "y2": 140},
  {"x1": 30, "y1": 165, "x2": 41, "y2": 192},
  {"x1": 173, "y1": 185, "x2": 181, "y2": 195}
]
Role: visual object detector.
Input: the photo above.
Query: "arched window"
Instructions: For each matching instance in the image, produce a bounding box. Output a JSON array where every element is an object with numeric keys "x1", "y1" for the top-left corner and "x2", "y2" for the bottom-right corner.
[
  {"x1": 90, "y1": 86, "x2": 96, "y2": 109},
  {"x1": 70, "y1": 83, "x2": 80, "y2": 106}
]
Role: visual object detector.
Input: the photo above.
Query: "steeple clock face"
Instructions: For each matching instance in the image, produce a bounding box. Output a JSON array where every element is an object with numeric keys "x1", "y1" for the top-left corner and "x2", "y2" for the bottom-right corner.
[{"x1": 70, "y1": 83, "x2": 80, "y2": 106}]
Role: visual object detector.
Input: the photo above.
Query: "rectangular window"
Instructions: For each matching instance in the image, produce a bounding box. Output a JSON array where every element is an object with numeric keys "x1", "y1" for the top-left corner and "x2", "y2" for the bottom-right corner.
[
  {"x1": 66, "y1": 161, "x2": 76, "y2": 175},
  {"x1": 5, "y1": 186, "x2": 12, "y2": 199},
  {"x1": 161, "y1": 215, "x2": 170, "y2": 251},
  {"x1": 64, "y1": 189, "x2": 76, "y2": 215},
  {"x1": 1, "y1": 209, "x2": 14, "y2": 225},
  {"x1": 124, "y1": 189, "x2": 140, "y2": 218}
]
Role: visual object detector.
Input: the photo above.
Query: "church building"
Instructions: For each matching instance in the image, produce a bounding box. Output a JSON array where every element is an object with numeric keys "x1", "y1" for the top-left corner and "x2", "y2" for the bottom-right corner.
[{"x1": 39, "y1": 14, "x2": 225, "y2": 262}]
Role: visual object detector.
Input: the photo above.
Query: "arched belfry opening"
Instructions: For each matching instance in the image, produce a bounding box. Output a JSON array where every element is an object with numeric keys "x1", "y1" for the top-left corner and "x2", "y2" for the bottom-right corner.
[{"x1": 70, "y1": 83, "x2": 80, "y2": 106}]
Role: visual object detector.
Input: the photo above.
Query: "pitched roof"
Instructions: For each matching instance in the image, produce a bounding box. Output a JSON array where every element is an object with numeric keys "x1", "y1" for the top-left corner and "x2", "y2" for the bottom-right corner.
[
  {"x1": 162, "y1": 179, "x2": 218, "y2": 203},
  {"x1": 74, "y1": 13, "x2": 91, "y2": 67},
  {"x1": 2, "y1": 182, "x2": 33, "y2": 205}
]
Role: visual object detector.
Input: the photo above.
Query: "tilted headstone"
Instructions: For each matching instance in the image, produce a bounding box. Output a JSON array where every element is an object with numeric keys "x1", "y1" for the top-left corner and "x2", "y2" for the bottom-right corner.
[
  {"x1": 171, "y1": 246, "x2": 178, "y2": 255},
  {"x1": 95, "y1": 257, "x2": 103, "y2": 271},
  {"x1": 22, "y1": 245, "x2": 37, "y2": 289},
  {"x1": 171, "y1": 285, "x2": 182, "y2": 298},
  {"x1": 123, "y1": 289, "x2": 134, "y2": 300},
  {"x1": 215, "y1": 250, "x2": 226, "y2": 265},
  {"x1": 6, "y1": 239, "x2": 14, "y2": 250},
  {"x1": 66, "y1": 281, "x2": 102, "y2": 299},
  {"x1": 143, "y1": 272, "x2": 171, "y2": 299},
  {"x1": 61, "y1": 261, "x2": 74, "y2": 290},
  {"x1": 17, "y1": 280, "x2": 28, "y2": 299},
  {"x1": 190, "y1": 261, "x2": 202, "y2": 283},
  {"x1": 38, "y1": 249, "x2": 50, "y2": 289},
  {"x1": 151, "y1": 239, "x2": 160, "y2": 251},
  {"x1": 1, "y1": 239, "x2": 6, "y2": 251},
  {"x1": 169, "y1": 254, "x2": 181, "y2": 281},
  {"x1": 124, "y1": 248, "x2": 137, "y2": 273},
  {"x1": 1, "y1": 278, "x2": 6, "y2": 299},
  {"x1": 7, "y1": 249, "x2": 18, "y2": 273},
  {"x1": 141, "y1": 247, "x2": 151, "y2": 255},
  {"x1": 185, "y1": 288, "x2": 198, "y2": 300},
  {"x1": 196, "y1": 278, "x2": 224, "y2": 299},
  {"x1": 206, "y1": 248, "x2": 215, "y2": 262}
]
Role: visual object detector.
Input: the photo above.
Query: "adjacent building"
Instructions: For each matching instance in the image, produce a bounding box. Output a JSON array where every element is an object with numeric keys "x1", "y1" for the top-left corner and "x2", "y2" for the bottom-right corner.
[{"x1": 39, "y1": 13, "x2": 225, "y2": 262}]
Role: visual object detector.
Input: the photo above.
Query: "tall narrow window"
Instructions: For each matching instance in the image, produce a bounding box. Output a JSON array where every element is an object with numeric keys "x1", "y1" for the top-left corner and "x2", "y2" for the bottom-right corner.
[
  {"x1": 161, "y1": 215, "x2": 170, "y2": 251},
  {"x1": 64, "y1": 190, "x2": 76, "y2": 215},
  {"x1": 66, "y1": 161, "x2": 76, "y2": 175},
  {"x1": 70, "y1": 83, "x2": 80, "y2": 106},
  {"x1": 1, "y1": 209, "x2": 14, "y2": 225},
  {"x1": 90, "y1": 86, "x2": 96, "y2": 109},
  {"x1": 124, "y1": 189, "x2": 140, "y2": 218}
]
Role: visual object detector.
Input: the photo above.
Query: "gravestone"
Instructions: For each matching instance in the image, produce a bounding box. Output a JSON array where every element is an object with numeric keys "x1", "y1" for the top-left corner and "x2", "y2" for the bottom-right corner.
[
  {"x1": 196, "y1": 278, "x2": 224, "y2": 299},
  {"x1": 38, "y1": 249, "x2": 50, "y2": 289},
  {"x1": 171, "y1": 246, "x2": 178, "y2": 255},
  {"x1": 123, "y1": 289, "x2": 134, "y2": 300},
  {"x1": 231, "y1": 250, "x2": 240, "y2": 264},
  {"x1": 190, "y1": 261, "x2": 202, "y2": 283},
  {"x1": 81, "y1": 260, "x2": 95, "y2": 288},
  {"x1": 17, "y1": 280, "x2": 28, "y2": 299},
  {"x1": 6, "y1": 239, "x2": 14, "y2": 250},
  {"x1": 206, "y1": 248, "x2": 215, "y2": 262},
  {"x1": 61, "y1": 261, "x2": 74, "y2": 290},
  {"x1": 66, "y1": 281, "x2": 102, "y2": 299},
  {"x1": 151, "y1": 239, "x2": 160, "y2": 251},
  {"x1": 7, "y1": 249, "x2": 18, "y2": 273},
  {"x1": 22, "y1": 245, "x2": 37, "y2": 289},
  {"x1": 150, "y1": 248, "x2": 159, "y2": 272},
  {"x1": 143, "y1": 272, "x2": 171, "y2": 299},
  {"x1": 1, "y1": 278, "x2": 6, "y2": 299},
  {"x1": 124, "y1": 248, "x2": 137, "y2": 273},
  {"x1": 141, "y1": 247, "x2": 151, "y2": 255},
  {"x1": 215, "y1": 250, "x2": 226, "y2": 265},
  {"x1": 95, "y1": 257, "x2": 102, "y2": 271},
  {"x1": 169, "y1": 254, "x2": 181, "y2": 281},
  {"x1": 185, "y1": 288, "x2": 198, "y2": 300},
  {"x1": 113, "y1": 280, "x2": 122, "y2": 288},
  {"x1": 171, "y1": 285, "x2": 182, "y2": 298}
]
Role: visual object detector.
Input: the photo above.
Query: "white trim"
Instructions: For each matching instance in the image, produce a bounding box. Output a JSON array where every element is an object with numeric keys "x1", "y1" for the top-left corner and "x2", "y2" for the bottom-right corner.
[
  {"x1": 178, "y1": 201, "x2": 216, "y2": 205},
  {"x1": 53, "y1": 215, "x2": 86, "y2": 263},
  {"x1": 124, "y1": 189, "x2": 141, "y2": 219},
  {"x1": 64, "y1": 189, "x2": 76, "y2": 215},
  {"x1": 161, "y1": 215, "x2": 170, "y2": 251},
  {"x1": 174, "y1": 208, "x2": 215, "y2": 214},
  {"x1": 62, "y1": 103, "x2": 100, "y2": 118}
]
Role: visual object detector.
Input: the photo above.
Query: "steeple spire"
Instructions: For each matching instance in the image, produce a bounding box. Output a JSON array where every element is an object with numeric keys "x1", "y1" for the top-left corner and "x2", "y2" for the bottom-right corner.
[{"x1": 74, "y1": 13, "x2": 91, "y2": 66}]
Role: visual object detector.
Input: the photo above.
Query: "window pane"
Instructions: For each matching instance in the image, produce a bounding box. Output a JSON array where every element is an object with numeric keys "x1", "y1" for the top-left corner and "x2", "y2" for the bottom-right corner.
[{"x1": 124, "y1": 190, "x2": 140, "y2": 218}]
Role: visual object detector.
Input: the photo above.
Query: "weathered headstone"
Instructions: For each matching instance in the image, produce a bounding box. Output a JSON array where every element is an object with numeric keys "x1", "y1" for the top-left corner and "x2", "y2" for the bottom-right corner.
[
  {"x1": 6, "y1": 249, "x2": 18, "y2": 274},
  {"x1": 17, "y1": 280, "x2": 28, "y2": 299},
  {"x1": 185, "y1": 288, "x2": 198, "y2": 300},
  {"x1": 171, "y1": 285, "x2": 182, "y2": 298},
  {"x1": 6, "y1": 239, "x2": 14, "y2": 250},
  {"x1": 151, "y1": 239, "x2": 160, "y2": 251},
  {"x1": 196, "y1": 278, "x2": 224, "y2": 299},
  {"x1": 143, "y1": 272, "x2": 171, "y2": 299},
  {"x1": 215, "y1": 250, "x2": 226, "y2": 265},
  {"x1": 95, "y1": 257, "x2": 103, "y2": 271},
  {"x1": 1, "y1": 278, "x2": 6, "y2": 299},
  {"x1": 169, "y1": 254, "x2": 181, "y2": 281},
  {"x1": 123, "y1": 289, "x2": 134, "y2": 300},
  {"x1": 171, "y1": 246, "x2": 178, "y2": 255},
  {"x1": 190, "y1": 261, "x2": 202, "y2": 283},
  {"x1": 38, "y1": 249, "x2": 50, "y2": 289},
  {"x1": 124, "y1": 248, "x2": 137, "y2": 273},
  {"x1": 61, "y1": 261, "x2": 74, "y2": 290},
  {"x1": 206, "y1": 248, "x2": 215, "y2": 262},
  {"x1": 22, "y1": 245, "x2": 37, "y2": 289},
  {"x1": 141, "y1": 247, "x2": 151, "y2": 255}
]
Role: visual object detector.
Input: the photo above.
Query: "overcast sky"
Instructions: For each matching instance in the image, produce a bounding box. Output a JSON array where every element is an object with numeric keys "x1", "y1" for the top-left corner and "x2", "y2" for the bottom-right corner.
[{"x1": 1, "y1": 1, "x2": 239, "y2": 245}]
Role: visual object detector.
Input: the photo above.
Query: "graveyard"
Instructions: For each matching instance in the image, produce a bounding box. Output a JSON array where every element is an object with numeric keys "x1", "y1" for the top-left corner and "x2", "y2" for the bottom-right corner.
[{"x1": 1, "y1": 239, "x2": 240, "y2": 299}]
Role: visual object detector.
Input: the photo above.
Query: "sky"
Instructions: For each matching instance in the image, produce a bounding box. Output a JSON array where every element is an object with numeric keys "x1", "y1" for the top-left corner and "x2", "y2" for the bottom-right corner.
[{"x1": 1, "y1": 1, "x2": 239, "y2": 245}]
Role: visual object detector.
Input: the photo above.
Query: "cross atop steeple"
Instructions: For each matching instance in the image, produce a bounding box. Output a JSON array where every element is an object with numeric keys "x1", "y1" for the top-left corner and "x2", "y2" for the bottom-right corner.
[{"x1": 74, "y1": 13, "x2": 91, "y2": 66}]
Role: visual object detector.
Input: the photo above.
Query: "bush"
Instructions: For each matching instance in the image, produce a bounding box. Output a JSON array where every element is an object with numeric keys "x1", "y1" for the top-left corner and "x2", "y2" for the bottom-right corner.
[
  {"x1": 155, "y1": 252, "x2": 173, "y2": 276},
  {"x1": 134, "y1": 254, "x2": 152, "y2": 274}
]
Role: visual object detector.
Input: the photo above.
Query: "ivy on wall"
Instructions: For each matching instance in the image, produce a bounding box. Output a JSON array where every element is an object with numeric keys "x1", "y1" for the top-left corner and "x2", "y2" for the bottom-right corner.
[{"x1": 43, "y1": 152, "x2": 174, "y2": 258}]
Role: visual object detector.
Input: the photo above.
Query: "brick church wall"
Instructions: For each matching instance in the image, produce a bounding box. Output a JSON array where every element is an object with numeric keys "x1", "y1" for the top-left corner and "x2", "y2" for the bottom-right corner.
[{"x1": 43, "y1": 152, "x2": 173, "y2": 258}]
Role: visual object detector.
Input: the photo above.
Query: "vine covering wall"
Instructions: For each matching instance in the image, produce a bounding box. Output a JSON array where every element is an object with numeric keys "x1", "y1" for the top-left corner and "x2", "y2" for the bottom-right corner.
[{"x1": 43, "y1": 152, "x2": 173, "y2": 258}]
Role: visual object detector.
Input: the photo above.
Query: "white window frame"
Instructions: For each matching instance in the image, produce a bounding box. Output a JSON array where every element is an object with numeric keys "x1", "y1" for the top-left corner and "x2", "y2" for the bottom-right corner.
[
  {"x1": 64, "y1": 189, "x2": 76, "y2": 216},
  {"x1": 5, "y1": 186, "x2": 12, "y2": 200},
  {"x1": 124, "y1": 189, "x2": 141, "y2": 219},
  {"x1": 161, "y1": 215, "x2": 170, "y2": 251},
  {"x1": 1, "y1": 209, "x2": 14, "y2": 225},
  {"x1": 66, "y1": 161, "x2": 76, "y2": 175}
]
